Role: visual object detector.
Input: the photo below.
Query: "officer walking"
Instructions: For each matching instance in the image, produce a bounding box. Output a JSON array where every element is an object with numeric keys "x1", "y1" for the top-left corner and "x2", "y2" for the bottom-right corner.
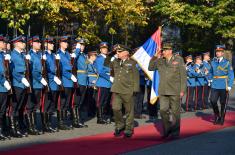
[
  {"x1": 210, "y1": 45, "x2": 234, "y2": 125},
  {"x1": 94, "y1": 42, "x2": 112, "y2": 124},
  {"x1": 148, "y1": 42, "x2": 186, "y2": 138},
  {"x1": 110, "y1": 44, "x2": 139, "y2": 138}
]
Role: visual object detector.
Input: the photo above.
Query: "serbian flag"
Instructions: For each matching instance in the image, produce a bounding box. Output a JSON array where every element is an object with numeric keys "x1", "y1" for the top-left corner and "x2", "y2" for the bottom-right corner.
[{"x1": 132, "y1": 27, "x2": 161, "y2": 104}]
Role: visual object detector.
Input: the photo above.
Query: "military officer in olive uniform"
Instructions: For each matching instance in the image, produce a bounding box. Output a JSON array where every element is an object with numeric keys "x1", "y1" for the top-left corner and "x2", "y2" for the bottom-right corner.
[
  {"x1": 148, "y1": 42, "x2": 187, "y2": 139},
  {"x1": 110, "y1": 44, "x2": 139, "y2": 138}
]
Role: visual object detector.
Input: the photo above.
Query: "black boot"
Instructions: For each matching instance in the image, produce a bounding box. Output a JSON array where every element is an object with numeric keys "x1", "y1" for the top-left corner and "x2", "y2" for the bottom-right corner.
[
  {"x1": 9, "y1": 116, "x2": 23, "y2": 138},
  {"x1": 220, "y1": 105, "x2": 226, "y2": 125},
  {"x1": 97, "y1": 108, "x2": 106, "y2": 124},
  {"x1": 71, "y1": 108, "x2": 81, "y2": 128},
  {"x1": 41, "y1": 112, "x2": 50, "y2": 133},
  {"x1": 0, "y1": 117, "x2": 7, "y2": 141},
  {"x1": 25, "y1": 113, "x2": 40, "y2": 135},
  {"x1": 211, "y1": 103, "x2": 220, "y2": 125},
  {"x1": 48, "y1": 113, "x2": 56, "y2": 132},
  {"x1": 57, "y1": 111, "x2": 70, "y2": 130}
]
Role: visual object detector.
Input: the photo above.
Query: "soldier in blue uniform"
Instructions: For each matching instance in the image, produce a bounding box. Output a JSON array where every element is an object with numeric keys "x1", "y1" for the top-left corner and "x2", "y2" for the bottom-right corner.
[
  {"x1": 57, "y1": 36, "x2": 77, "y2": 130},
  {"x1": 43, "y1": 37, "x2": 61, "y2": 132},
  {"x1": 26, "y1": 36, "x2": 48, "y2": 135},
  {"x1": 10, "y1": 35, "x2": 30, "y2": 137},
  {"x1": 94, "y1": 42, "x2": 112, "y2": 124},
  {"x1": 185, "y1": 55, "x2": 197, "y2": 111},
  {"x1": 74, "y1": 38, "x2": 88, "y2": 127},
  {"x1": 0, "y1": 35, "x2": 11, "y2": 140},
  {"x1": 209, "y1": 45, "x2": 234, "y2": 125},
  {"x1": 194, "y1": 55, "x2": 206, "y2": 110},
  {"x1": 202, "y1": 52, "x2": 211, "y2": 109}
]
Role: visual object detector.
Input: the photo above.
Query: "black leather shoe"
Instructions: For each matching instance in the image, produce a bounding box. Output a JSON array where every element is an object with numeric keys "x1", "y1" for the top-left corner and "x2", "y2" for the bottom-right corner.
[
  {"x1": 220, "y1": 117, "x2": 224, "y2": 126},
  {"x1": 124, "y1": 131, "x2": 133, "y2": 138},
  {"x1": 114, "y1": 128, "x2": 125, "y2": 137},
  {"x1": 213, "y1": 116, "x2": 221, "y2": 125}
]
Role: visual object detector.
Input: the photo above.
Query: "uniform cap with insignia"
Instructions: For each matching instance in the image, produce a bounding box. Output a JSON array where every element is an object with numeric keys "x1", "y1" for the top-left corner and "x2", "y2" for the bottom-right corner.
[
  {"x1": 162, "y1": 42, "x2": 173, "y2": 50},
  {"x1": 43, "y1": 37, "x2": 54, "y2": 44},
  {"x1": 113, "y1": 44, "x2": 131, "y2": 53},
  {"x1": 99, "y1": 42, "x2": 108, "y2": 48},
  {"x1": 185, "y1": 54, "x2": 192, "y2": 59},
  {"x1": 0, "y1": 34, "x2": 7, "y2": 43},
  {"x1": 203, "y1": 51, "x2": 210, "y2": 55},
  {"x1": 11, "y1": 35, "x2": 26, "y2": 44},
  {"x1": 88, "y1": 50, "x2": 98, "y2": 56},
  {"x1": 75, "y1": 37, "x2": 85, "y2": 44},
  {"x1": 215, "y1": 45, "x2": 225, "y2": 52},
  {"x1": 28, "y1": 35, "x2": 41, "y2": 44},
  {"x1": 59, "y1": 36, "x2": 69, "y2": 43}
]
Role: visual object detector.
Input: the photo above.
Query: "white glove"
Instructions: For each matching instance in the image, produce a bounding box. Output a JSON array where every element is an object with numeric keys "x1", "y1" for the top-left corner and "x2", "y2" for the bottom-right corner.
[
  {"x1": 228, "y1": 87, "x2": 232, "y2": 91},
  {"x1": 4, "y1": 54, "x2": 11, "y2": 61},
  {"x1": 110, "y1": 76, "x2": 114, "y2": 83},
  {"x1": 76, "y1": 43, "x2": 81, "y2": 49},
  {"x1": 42, "y1": 54, "x2": 47, "y2": 60},
  {"x1": 54, "y1": 76, "x2": 62, "y2": 85},
  {"x1": 55, "y1": 54, "x2": 60, "y2": 60},
  {"x1": 71, "y1": 75, "x2": 77, "y2": 83},
  {"x1": 21, "y1": 78, "x2": 30, "y2": 87},
  {"x1": 208, "y1": 80, "x2": 212, "y2": 86},
  {"x1": 70, "y1": 53, "x2": 76, "y2": 58},
  {"x1": 25, "y1": 54, "x2": 31, "y2": 60},
  {"x1": 40, "y1": 78, "x2": 48, "y2": 86},
  {"x1": 4, "y1": 81, "x2": 11, "y2": 91}
]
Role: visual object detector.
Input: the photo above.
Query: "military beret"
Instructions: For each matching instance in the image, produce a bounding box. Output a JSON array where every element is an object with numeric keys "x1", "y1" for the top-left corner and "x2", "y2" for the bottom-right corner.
[
  {"x1": 215, "y1": 45, "x2": 225, "y2": 51},
  {"x1": 99, "y1": 42, "x2": 108, "y2": 48},
  {"x1": 28, "y1": 36, "x2": 41, "y2": 44},
  {"x1": 162, "y1": 42, "x2": 173, "y2": 50},
  {"x1": 59, "y1": 36, "x2": 69, "y2": 42},
  {"x1": 75, "y1": 37, "x2": 85, "y2": 44},
  {"x1": 11, "y1": 35, "x2": 26, "y2": 44}
]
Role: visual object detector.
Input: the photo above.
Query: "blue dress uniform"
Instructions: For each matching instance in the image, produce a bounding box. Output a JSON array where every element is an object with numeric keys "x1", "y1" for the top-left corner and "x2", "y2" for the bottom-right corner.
[
  {"x1": 209, "y1": 45, "x2": 234, "y2": 125},
  {"x1": 185, "y1": 60, "x2": 197, "y2": 111},
  {"x1": 194, "y1": 62, "x2": 206, "y2": 110},
  {"x1": 0, "y1": 46, "x2": 9, "y2": 140},
  {"x1": 57, "y1": 36, "x2": 75, "y2": 130},
  {"x1": 10, "y1": 35, "x2": 28, "y2": 137},
  {"x1": 202, "y1": 53, "x2": 211, "y2": 109},
  {"x1": 73, "y1": 38, "x2": 89, "y2": 127},
  {"x1": 93, "y1": 42, "x2": 112, "y2": 124}
]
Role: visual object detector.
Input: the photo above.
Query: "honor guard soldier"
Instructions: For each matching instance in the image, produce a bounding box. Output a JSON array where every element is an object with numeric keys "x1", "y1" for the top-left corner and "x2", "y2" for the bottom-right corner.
[
  {"x1": 26, "y1": 36, "x2": 48, "y2": 135},
  {"x1": 202, "y1": 52, "x2": 211, "y2": 108},
  {"x1": 57, "y1": 36, "x2": 77, "y2": 130},
  {"x1": 0, "y1": 35, "x2": 11, "y2": 140},
  {"x1": 185, "y1": 55, "x2": 197, "y2": 112},
  {"x1": 210, "y1": 45, "x2": 234, "y2": 125},
  {"x1": 43, "y1": 37, "x2": 61, "y2": 132},
  {"x1": 94, "y1": 42, "x2": 112, "y2": 124},
  {"x1": 194, "y1": 55, "x2": 206, "y2": 110},
  {"x1": 110, "y1": 44, "x2": 140, "y2": 138},
  {"x1": 86, "y1": 51, "x2": 99, "y2": 119},
  {"x1": 149, "y1": 42, "x2": 187, "y2": 139},
  {"x1": 74, "y1": 37, "x2": 88, "y2": 127},
  {"x1": 10, "y1": 35, "x2": 30, "y2": 137}
]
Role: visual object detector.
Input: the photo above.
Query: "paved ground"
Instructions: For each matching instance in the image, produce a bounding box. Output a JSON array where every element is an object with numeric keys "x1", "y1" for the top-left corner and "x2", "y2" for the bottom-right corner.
[{"x1": 0, "y1": 86, "x2": 235, "y2": 154}]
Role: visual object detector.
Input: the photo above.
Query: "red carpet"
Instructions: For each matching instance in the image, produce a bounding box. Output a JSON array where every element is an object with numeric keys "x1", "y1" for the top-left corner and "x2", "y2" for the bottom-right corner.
[{"x1": 2, "y1": 112, "x2": 235, "y2": 155}]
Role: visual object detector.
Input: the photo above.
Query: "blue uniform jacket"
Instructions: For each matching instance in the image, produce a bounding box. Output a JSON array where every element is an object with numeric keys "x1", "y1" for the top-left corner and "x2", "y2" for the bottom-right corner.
[
  {"x1": 186, "y1": 63, "x2": 196, "y2": 87},
  {"x1": 0, "y1": 52, "x2": 7, "y2": 93},
  {"x1": 45, "y1": 51, "x2": 58, "y2": 91},
  {"x1": 209, "y1": 57, "x2": 234, "y2": 89},
  {"x1": 30, "y1": 49, "x2": 43, "y2": 89},
  {"x1": 10, "y1": 49, "x2": 27, "y2": 89},
  {"x1": 194, "y1": 63, "x2": 206, "y2": 86},
  {"x1": 94, "y1": 54, "x2": 112, "y2": 88},
  {"x1": 203, "y1": 60, "x2": 211, "y2": 85},
  {"x1": 57, "y1": 49, "x2": 73, "y2": 88},
  {"x1": 75, "y1": 48, "x2": 88, "y2": 86},
  {"x1": 87, "y1": 61, "x2": 98, "y2": 87}
]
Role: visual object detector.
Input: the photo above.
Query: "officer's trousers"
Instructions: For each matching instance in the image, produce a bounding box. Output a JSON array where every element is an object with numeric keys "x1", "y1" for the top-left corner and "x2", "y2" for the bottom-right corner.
[
  {"x1": 210, "y1": 88, "x2": 227, "y2": 116},
  {"x1": 0, "y1": 93, "x2": 7, "y2": 118},
  {"x1": 186, "y1": 86, "x2": 195, "y2": 111},
  {"x1": 44, "y1": 91, "x2": 59, "y2": 113},
  {"x1": 159, "y1": 95, "x2": 181, "y2": 136},
  {"x1": 203, "y1": 85, "x2": 210, "y2": 108},
  {"x1": 195, "y1": 86, "x2": 203, "y2": 109},
  {"x1": 27, "y1": 89, "x2": 42, "y2": 113},
  {"x1": 112, "y1": 93, "x2": 134, "y2": 131},
  {"x1": 60, "y1": 88, "x2": 73, "y2": 112},
  {"x1": 12, "y1": 87, "x2": 27, "y2": 117}
]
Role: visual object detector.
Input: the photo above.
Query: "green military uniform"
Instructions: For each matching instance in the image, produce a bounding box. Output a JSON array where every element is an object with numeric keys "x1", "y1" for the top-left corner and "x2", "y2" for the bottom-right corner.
[
  {"x1": 148, "y1": 44, "x2": 186, "y2": 137},
  {"x1": 110, "y1": 45, "x2": 139, "y2": 136}
]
